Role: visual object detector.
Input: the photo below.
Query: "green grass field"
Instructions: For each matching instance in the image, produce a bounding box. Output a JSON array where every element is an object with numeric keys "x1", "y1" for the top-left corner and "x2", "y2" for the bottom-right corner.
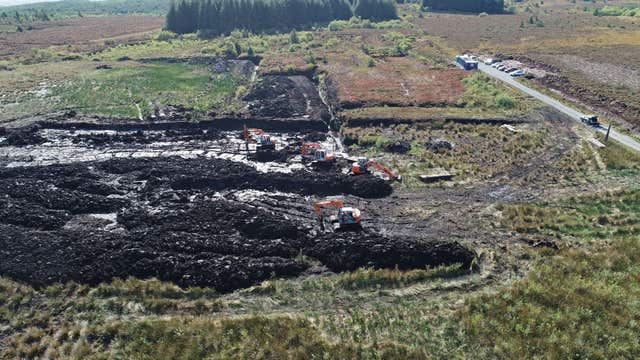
[
  {"x1": 0, "y1": 60, "x2": 246, "y2": 120},
  {"x1": 49, "y1": 61, "x2": 244, "y2": 118}
]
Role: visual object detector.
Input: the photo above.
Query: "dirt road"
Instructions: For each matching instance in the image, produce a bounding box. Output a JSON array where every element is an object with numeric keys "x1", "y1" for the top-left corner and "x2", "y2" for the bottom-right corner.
[{"x1": 478, "y1": 63, "x2": 640, "y2": 153}]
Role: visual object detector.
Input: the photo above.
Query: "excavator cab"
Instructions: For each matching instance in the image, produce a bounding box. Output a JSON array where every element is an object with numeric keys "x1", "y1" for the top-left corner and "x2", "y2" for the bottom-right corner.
[
  {"x1": 314, "y1": 149, "x2": 335, "y2": 162},
  {"x1": 352, "y1": 157, "x2": 369, "y2": 174},
  {"x1": 243, "y1": 125, "x2": 276, "y2": 151},
  {"x1": 336, "y1": 207, "x2": 361, "y2": 227},
  {"x1": 314, "y1": 200, "x2": 362, "y2": 231},
  {"x1": 301, "y1": 143, "x2": 334, "y2": 162},
  {"x1": 301, "y1": 142, "x2": 321, "y2": 156},
  {"x1": 258, "y1": 134, "x2": 276, "y2": 150}
]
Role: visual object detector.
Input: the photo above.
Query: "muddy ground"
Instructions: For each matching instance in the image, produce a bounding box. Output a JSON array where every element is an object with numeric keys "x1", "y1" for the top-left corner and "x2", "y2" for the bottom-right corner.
[
  {"x1": 243, "y1": 75, "x2": 330, "y2": 122},
  {"x1": 0, "y1": 125, "x2": 474, "y2": 292}
]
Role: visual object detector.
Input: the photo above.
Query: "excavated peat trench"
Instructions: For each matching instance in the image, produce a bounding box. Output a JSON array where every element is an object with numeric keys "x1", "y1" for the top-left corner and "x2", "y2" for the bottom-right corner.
[{"x1": 0, "y1": 125, "x2": 474, "y2": 292}]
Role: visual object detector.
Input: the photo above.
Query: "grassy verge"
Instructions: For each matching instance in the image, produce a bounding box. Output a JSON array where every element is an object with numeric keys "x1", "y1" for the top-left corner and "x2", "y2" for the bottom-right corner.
[
  {"x1": 0, "y1": 263, "x2": 473, "y2": 358},
  {"x1": 463, "y1": 236, "x2": 640, "y2": 359},
  {"x1": 596, "y1": 135, "x2": 640, "y2": 171},
  {"x1": 497, "y1": 188, "x2": 640, "y2": 242}
]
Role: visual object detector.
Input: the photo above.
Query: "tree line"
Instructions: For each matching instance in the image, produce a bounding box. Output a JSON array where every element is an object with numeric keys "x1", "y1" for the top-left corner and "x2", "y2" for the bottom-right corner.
[
  {"x1": 422, "y1": 0, "x2": 504, "y2": 14},
  {"x1": 0, "y1": 9, "x2": 51, "y2": 24},
  {"x1": 165, "y1": 0, "x2": 397, "y2": 35}
]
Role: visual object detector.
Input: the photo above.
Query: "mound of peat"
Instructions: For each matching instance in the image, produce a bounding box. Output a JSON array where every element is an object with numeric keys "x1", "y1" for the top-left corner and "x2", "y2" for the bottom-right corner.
[
  {"x1": 99, "y1": 157, "x2": 393, "y2": 199},
  {"x1": 0, "y1": 224, "x2": 307, "y2": 292},
  {"x1": 0, "y1": 158, "x2": 474, "y2": 292},
  {"x1": 308, "y1": 233, "x2": 475, "y2": 271},
  {"x1": 0, "y1": 126, "x2": 46, "y2": 146},
  {"x1": 243, "y1": 75, "x2": 329, "y2": 121}
]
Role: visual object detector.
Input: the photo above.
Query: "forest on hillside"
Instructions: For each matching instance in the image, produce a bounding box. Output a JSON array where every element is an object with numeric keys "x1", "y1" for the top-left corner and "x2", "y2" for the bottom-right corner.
[
  {"x1": 422, "y1": 0, "x2": 504, "y2": 13},
  {"x1": 165, "y1": 0, "x2": 397, "y2": 35}
]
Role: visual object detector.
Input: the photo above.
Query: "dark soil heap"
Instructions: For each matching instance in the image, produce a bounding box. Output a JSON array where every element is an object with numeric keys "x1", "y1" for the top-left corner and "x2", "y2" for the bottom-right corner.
[
  {"x1": 0, "y1": 157, "x2": 474, "y2": 292},
  {"x1": 0, "y1": 125, "x2": 46, "y2": 146},
  {"x1": 243, "y1": 75, "x2": 330, "y2": 121}
]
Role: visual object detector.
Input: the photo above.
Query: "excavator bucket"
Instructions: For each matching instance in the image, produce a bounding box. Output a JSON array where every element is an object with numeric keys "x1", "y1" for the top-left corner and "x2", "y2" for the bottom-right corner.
[{"x1": 332, "y1": 221, "x2": 362, "y2": 232}]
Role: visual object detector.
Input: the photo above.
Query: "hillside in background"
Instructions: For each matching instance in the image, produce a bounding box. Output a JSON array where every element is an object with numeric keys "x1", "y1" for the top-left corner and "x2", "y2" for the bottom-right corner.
[{"x1": 0, "y1": 0, "x2": 169, "y2": 15}]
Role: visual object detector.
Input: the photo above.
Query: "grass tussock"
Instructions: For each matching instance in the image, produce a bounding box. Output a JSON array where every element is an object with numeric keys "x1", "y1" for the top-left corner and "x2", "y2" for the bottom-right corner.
[
  {"x1": 597, "y1": 136, "x2": 640, "y2": 171},
  {"x1": 462, "y1": 236, "x2": 640, "y2": 359},
  {"x1": 336, "y1": 264, "x2": 467, "y2": 290},
  {"x1": 498, "y1": 188, "x2": 640, "y2": 240},
  {"x1": 459, "y1": 72, "x2": 517, "y2": 110}
]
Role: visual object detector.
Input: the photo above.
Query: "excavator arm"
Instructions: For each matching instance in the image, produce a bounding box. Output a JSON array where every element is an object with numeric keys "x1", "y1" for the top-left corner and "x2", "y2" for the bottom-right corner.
[
  {"x1": 301, "y1": 142, "x2": 321, "y2": 155},
  {"x1": 243, "y1": 125, "x2": 265, "y2": 142},
  {"x1": 313, "y1": 200, "x2": 344, "y2": 218},
  {"x1": 365, "y1": 160, "x2": 398, "y2": 180}
]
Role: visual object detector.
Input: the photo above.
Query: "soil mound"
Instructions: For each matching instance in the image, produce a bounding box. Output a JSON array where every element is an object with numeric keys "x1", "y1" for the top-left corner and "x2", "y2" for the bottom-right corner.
[
  {"x1": 0, "y1": 157, "x2": 473, "y2": 292},
  {"x1": 95, "y1": 157, "x2": 392, "y2": 198},
  {"x1": 0, "y1": 126, "x2": 46, "y2": 146},
  {"x1": 307, "y1": 233, "x2": 475, "y2": 271},
  {"x1": 385, "y1": 139, "x2": 411, "y2": 154},
  {"x1": 0, "y1": 224, "x2": 307, "y2": 292},
  {"x1": 244, "y1": 75, "x2": 329, "y2": 121}
]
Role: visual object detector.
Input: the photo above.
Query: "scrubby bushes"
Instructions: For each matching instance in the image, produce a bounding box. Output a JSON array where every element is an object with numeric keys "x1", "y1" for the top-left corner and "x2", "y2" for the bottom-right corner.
[
  {"x1": 593, "y1": 6, "x2": 640, "y2": 17},
  {"x1": 458, "y1": 72, "x2": 517, "y2": 110}
]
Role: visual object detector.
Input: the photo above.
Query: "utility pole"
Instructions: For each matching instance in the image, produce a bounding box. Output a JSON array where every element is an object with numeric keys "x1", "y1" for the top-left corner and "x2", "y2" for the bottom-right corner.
[{"x1": 605, "y1": 123, "x2": 612, "y2": 142}]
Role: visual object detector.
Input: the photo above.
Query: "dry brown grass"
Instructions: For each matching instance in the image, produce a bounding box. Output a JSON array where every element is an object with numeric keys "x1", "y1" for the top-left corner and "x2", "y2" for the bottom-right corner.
[{"x1": 0, "y1": 16, "x2": 163, "y2": 58}]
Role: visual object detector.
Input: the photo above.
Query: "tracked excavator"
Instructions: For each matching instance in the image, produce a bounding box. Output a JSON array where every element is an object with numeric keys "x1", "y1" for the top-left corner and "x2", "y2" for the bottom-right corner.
[
  {"x1": 313, "y1": 200, "x2": 362, "y2": 231},
  {"x1": 243, "y1": 125, "x2": 276, "y2": 150},
  {"x1": 351, "y1": 157, "x2": 400, "y2": 181},
  {"x1": 301, "y1": 142, "x2": 335, "y2": 162}
]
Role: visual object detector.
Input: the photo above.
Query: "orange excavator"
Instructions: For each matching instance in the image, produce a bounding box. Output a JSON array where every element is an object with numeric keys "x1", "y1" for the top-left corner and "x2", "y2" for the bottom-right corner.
[
  {"x1": 301, "y1": 142, "x2": 335, "y2": 162},
  {"x1": 243, "y1": 125, "x2": 276, "y2": 150},
  {"x1": 351, "y1": 157, "x2": 400, "y2": 181},
  {"x1": 313, "y1": 200, "x2": 362, "y2": 231}
]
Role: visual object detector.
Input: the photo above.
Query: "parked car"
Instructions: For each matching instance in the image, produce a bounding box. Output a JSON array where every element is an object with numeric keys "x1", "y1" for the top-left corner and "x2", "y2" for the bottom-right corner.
[
  {"x1": 491, "y1": 61, "x2": 502, "y2": 68},
  {"x1": 484, "y1": 58, "x2": 494, "y2": 65},
  {"x1": 507, "y1": 68, "x2": 520, "y2": 74},
  {"x1": 580, "y1": 115, "x2": 601, "y2": 126},
  {"x1": 510, "y1": 70, "x2": 524, "y2": 77},
  {"x1": 502, "y1": 66, "x2": 513, "y2": 72},
  {"x1": 496, "y1": 64, "x2": 506, "y2": 71}
]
